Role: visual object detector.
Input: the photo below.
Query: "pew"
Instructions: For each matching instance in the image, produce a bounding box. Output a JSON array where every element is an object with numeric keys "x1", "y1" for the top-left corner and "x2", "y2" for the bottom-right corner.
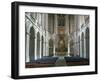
[
  {"x1": 26, "y1": 57, "x2": 58, "y2": 68},
  {"x1": 64, "y1": 57, "x2": 89, "y2": 66}
]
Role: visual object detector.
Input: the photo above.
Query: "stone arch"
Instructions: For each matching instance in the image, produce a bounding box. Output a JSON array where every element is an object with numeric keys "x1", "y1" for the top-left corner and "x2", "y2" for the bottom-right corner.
[
  {"x1": 81, "y1": 32, "x2": 84, "y2": 58},
  {"x1": 29, "y1": 27, "x2": 35, "y2": 61},
  {"x1": 85, "y1": 28, "x2": 89, "y2": 58},
  {"x1": 37, "y1": 32, "x2": 40, "y2": 59},
  {"x1": 49, "y1": 39, "x2": 54, "y2": 56}
]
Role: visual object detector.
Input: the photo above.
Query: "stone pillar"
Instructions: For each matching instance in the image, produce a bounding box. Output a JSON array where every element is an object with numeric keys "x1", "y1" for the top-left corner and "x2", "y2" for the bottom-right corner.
[
  {"x1": 84, "y1": 36, "x2": 86, "y2": 58},
  {"x1": 68, "y1": 39, "x2": 70, "y2": 57},
  {"x1": 79, "y1": 39, "x2": 81, "y2": 57},
  {"x1": 45, "y1": 40, "x2": 49, "y2": 56},
  {"x1": 53, "y1": 44, "x2": 56, "y2": 56},
  {"x1": 25, "y1": 33, "x2": 30, "y2": 62},
  {"x1": 54, "y1": 15, "x2": 58, "y2": 56},
  {"x1": 34, "y1": 34, "x2": 37, "y2": 60},
  {"x1": 78, "y1": 40, "x2": 80, "y2": 56},
  {"x1": 40, "y1": 37, "x2": 42, "y2": 58},
  {"x1": 47, "y1": 41, "x2": 49, "y2": 56},
  {"x1": 43, "y1": 35, "x2": 46, "y2": 56},
  {"x1": 55, "y1": 15, "x2": 58, "y2": 34},
  {"x1": 42, "y1": 14, "x2": 44, "y2": 30},
  {"x1": 45, "y1": 14, "x2": 49, "y2": 56},
  {"x1": 43, "y1": 37, "x2": 46, "y2": 56},
  {"x1": 43, "y1": 40, "x2": 45, "y2": 56},
  {"x1": 80, "y1": 38, "x2": 82, "y2": 58}
]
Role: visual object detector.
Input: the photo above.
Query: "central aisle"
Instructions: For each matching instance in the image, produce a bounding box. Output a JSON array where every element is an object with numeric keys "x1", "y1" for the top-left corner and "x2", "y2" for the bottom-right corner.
[{"x1": 55, "y1": 57, "x2": 66, "y2": 66}]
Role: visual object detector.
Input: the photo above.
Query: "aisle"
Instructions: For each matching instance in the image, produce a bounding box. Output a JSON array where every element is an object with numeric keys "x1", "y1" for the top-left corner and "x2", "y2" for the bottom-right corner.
[{"x1": 55, "y1": 57, "x2": 66, "y2": 66}]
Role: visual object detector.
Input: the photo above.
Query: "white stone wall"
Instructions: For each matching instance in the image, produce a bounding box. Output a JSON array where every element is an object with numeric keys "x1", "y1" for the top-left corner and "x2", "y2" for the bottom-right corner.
[{"x1": 25, "y1": 13, "x2": 50, "y2": 62}]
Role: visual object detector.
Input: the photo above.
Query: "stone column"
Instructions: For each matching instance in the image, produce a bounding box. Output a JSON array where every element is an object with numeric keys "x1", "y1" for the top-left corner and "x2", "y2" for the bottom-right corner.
[
  {"x1": 80, "y1": 38, "x2": 82, "y2": 58},
  {"x1": 54, "y1": 15, "x2": 58, "y2": 34},
  {"x1": 25, "y1": 33, "x2": 30, "y2": 62},
  {"x1": 53, "y1": 44, "x2": 56, "y2": 56},
  {"x1": 47, "y1": 41, "x2": 49, "y2": 56},
  {"x1": 43, "y1": 36, "x2": 46, "y2": 56},
  {"x1": 45, "y1": 40, "x2": 49, "y2": 56},
  {"x1": 43, "y1": 40, "x2": 45, "y2": 56},
  {"x1": 45, "y1": 14, "x2": 49, "y2": 56},
  {"x1": 78, "y1": 39, "x2": 80, "y2": 56},
  {"x1": 79, "y1": 39, "x2": 81, "y2": 57},
  {"x1": 44, "y1": 41, "x2": 46, "y2": 56},
  {"x1": 84, "y1": 36, "x2": 86, "y2": 58},
  {"x1": 54, "y1": 15, "x2": 58, "y2": 56},
  {"x1": 40, "y1": 37, "x2": 42, "y2": 58},
  {"x1": 34, "y1": 34, "x2": 37, "y2": 60},
  {"x1": 68, "y1": 38, "x2": 70, "y2": 57}
]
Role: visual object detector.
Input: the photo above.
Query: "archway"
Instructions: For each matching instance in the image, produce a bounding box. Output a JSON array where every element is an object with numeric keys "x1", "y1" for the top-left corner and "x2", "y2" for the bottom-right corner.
[
  {"x1": 81, "y1": 33, "x2": 84, "y2": 58},
  {"x1": 37, "y1": 32, "x2": 40, "y2": 59},
  {"x1": 41, "y1": 36, "x2": 44, "y2": 57},
  {"x1": 29, "y1": 27, "x2": 35, "y2": 61},
  {"x1": 49, "y1": 39, "x2": 53, "y2": 56},
  {"x1": 85, "y1": 28, "x2": 89, "y2": 58}
]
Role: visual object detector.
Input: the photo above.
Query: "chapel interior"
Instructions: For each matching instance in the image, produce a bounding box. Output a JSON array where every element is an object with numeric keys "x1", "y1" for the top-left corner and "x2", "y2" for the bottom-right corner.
[{"x1": 25, "y1": 12, "x2": 89, "y2": 68}]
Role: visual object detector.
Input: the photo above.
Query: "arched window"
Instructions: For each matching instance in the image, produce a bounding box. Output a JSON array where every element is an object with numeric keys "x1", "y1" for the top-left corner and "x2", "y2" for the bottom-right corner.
[
  {"x1": 85, "y1": 28, "x2": 89, "y2": 58},
  {"x1": 29, "y1": 27, "x2": 35, "y2": 61},
  {"x1": 37, "y1": 32, "x2": 40, "y2": 59},
  {"x1": 58, "y1": 14, "x2": 65, "y2": 26},
  {"x1": 81, "y1": 33, "x2": 84, "y2": 58},
  {"x1": 48, "y1": 14, "x2": 54, "y2": 34},
  {"x1": 49, "y1": 39, "x2": 54, "y2": 56},
  {"x1": 41, "y1": 36, "x2": 44, "y2": 57}
]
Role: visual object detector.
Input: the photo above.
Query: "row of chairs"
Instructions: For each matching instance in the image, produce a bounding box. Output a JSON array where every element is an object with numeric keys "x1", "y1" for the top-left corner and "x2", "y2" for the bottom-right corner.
[
  {"x1": 64, "y1": 57, "x2": 89, "y2": 66},
  {"x1": 26, "y1": 56, "x2": 89, "y2": 68},
  {"x1": 26, "y1": 57, "x2": 58, "y2": 68}
]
